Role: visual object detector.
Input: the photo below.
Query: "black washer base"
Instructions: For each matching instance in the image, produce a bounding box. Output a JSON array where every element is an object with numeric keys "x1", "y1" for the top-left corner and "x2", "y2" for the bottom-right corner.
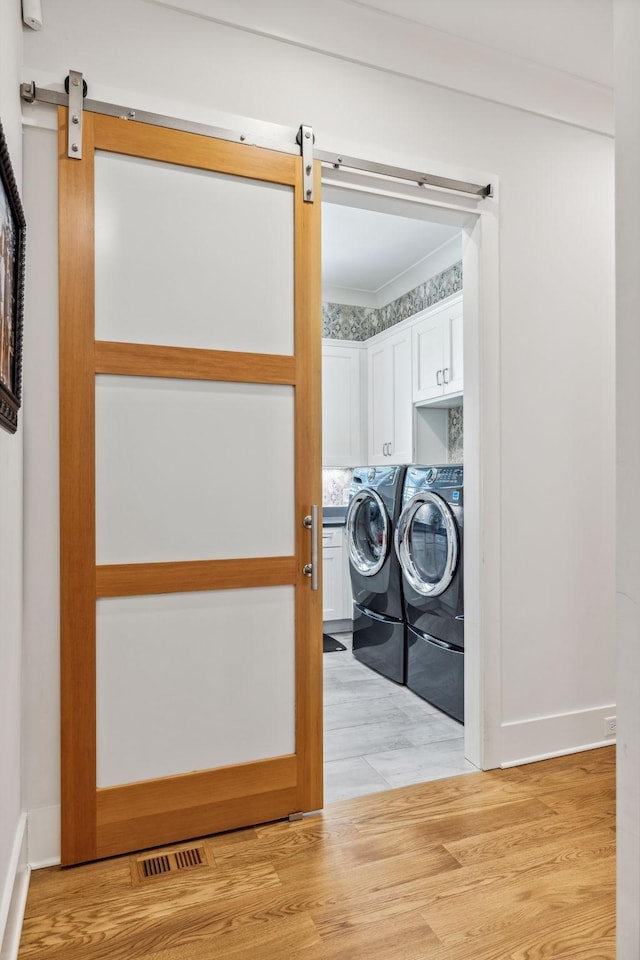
[
  {"x1": 406, "y1": 624, "x2": 464, "y2": 723},
  {"x1": 352, "y1": 603, "x2": 405, "y2": 684}
]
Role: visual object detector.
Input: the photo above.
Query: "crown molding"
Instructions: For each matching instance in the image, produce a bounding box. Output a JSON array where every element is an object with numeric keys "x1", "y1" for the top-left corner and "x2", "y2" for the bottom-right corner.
[{"x1": 150, "y1": 0, "x2": 613, "y2": 136}]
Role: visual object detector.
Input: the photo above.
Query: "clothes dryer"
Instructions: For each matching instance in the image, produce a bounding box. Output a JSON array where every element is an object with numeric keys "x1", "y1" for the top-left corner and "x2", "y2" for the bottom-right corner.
[
  {"x1": 346, "y1": 465, "x2": 406, "y2": 683},
  {"x1": 395, "y1": 464, "x2": 464, "y2": 721}
]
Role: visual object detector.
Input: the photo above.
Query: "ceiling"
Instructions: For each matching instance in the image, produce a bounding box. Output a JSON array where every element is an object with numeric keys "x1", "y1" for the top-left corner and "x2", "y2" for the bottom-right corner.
[
  {"x1": 320, "y1": 0, "x2": 611, "y2": 302},
  {"x1": 342, "y1": 0, "x2": 613, "y2": 87},
  {"x1": 322, "y1": 202, "x2": 460, "y2": 300}
]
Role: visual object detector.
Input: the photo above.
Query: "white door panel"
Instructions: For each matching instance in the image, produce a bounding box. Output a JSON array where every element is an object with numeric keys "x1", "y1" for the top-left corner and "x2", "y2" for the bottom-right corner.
[
  {"x1": 97, "y1": 587, "x2": 295, "y2": 787},
  {"x1": 95, "y1": 376, "x2": 295, "y2": 564},
  {"x1": 95, "y1": 152, "x2": 295, "y2": 355}
]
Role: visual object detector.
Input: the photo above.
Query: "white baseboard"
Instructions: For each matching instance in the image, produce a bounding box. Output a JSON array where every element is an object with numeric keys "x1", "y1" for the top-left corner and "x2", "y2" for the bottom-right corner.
[
  {"x1": 323, "y1": 619, "x2": 352, "y2": 634},
  {"x1": 0, "y1": 814, "x2": 30, "y2": 960},
  {"x1": 500, "y1": 703, "x2": 617, "y2": 767},
  {"x1": 27, "y1": 805, "x2": 60, "y2": 869}
]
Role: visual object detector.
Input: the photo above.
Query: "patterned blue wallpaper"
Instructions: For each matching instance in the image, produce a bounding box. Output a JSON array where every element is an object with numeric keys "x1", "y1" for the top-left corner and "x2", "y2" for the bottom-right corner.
[
  {"x1": 448, "y1": 405, "x2": 463, "y2": 463},
  {"x1": 322, "y1": 260, "x2": 462, "y2": 341},
  {"x1": 321, "y1": 304, "x2": 376, "y2": 341},
  {"x1": 322, "y1": 468, "x2": 353, "y2": 505}
]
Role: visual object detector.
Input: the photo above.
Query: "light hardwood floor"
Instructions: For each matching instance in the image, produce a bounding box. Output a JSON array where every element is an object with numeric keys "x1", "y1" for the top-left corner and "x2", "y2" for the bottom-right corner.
[{"x1": 18, "y1": 746, "x2": 615, "y2": 960}]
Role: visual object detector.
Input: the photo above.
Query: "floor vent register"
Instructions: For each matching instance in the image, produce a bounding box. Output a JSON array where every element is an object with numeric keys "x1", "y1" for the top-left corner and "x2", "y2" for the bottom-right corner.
[{"x1": 131, "y1": 843, "x2": 209, "y2": 885}]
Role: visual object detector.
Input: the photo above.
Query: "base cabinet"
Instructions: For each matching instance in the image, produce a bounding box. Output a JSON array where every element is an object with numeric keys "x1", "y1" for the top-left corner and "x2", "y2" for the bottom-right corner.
[{"x1": 322, "y1": 525, "x2": 352, "y2": 623}]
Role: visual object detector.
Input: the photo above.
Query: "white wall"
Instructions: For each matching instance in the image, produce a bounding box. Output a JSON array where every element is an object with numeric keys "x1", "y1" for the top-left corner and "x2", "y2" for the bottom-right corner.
[
  {"x1": 0, "y1": 2, "x2": 26, "y2": 955},
  {"x1": 21, "y1": 0, "x2": 616, "y2": 860},
  {"x1": 614, "y1": 2, "x2": 640, "y2": 956}
]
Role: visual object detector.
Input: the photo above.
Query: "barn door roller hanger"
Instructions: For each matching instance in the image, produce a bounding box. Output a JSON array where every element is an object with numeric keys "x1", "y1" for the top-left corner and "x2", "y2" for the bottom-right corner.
[
  {"x1": 20, "y1": 72, "x2": 316, "y2": 195},
  {"x1": 65, "y1": 70, "x2": 86, "y2": 160},
  {"x1": 20, "y1": 72, "x2": 491, "y2": 199}
]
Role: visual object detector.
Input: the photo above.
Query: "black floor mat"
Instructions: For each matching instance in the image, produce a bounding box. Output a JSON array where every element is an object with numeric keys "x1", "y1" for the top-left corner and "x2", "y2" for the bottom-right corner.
[{"x1": 323, "y1": 634, "x2": 347, "y2": 653}]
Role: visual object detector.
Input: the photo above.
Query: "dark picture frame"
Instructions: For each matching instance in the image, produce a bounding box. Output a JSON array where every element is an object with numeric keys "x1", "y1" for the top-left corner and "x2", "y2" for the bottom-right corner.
[{"x1": 0, "y1": 119, "x2": 26, "y2": 434}]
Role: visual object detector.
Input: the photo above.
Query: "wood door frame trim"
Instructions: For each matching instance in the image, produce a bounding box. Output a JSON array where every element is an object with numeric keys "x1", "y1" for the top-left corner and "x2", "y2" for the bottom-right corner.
[
  {"x1": 96, "y1": 556, "x2": 297, "y2": 598},
  {"x1": 92, "y1": 112, "x2": 298, "y2": 186},
  {"x1": 95, "y1": 748, "x2": 297, "y2": 863},
  {"x1": 59, "y1": 108, "x2": 98, "y2": 864},
  {"x1": 293, "y1": 160, "x2": 323, "y2": 813},
  {"x1": 95, "y1": 341, "x2": 297, "y2": 385},
  {"x1": 98, "y1": 755, "x2": 297, "y2": 822}
]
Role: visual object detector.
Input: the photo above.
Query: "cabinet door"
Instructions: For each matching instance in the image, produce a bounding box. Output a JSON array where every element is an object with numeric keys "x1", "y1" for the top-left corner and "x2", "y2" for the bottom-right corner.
[
  {"x1": 341, "y1": 528, "x2": 354, "y2": 620},
  {"x1": 413, "y1": 313, "x2": 445, "y2": 403},
  {"x1": 443, "y1": 301, "x2": 463, "y2": 397},
  {"x1": 367, "y1": 341, "x2": 391, "y2": 465},
  {"x1": 322, "y1": 526, "x2": 346, "y2": 621},
  {"x1": 322, "y1": 343, "x2": 362, "y2": 466},
  {"x1": 388, "y1": 330, "x2": 413, "y2": 464},
  {"x1": 322, "y1": 548, "x2": 342, "y2": 621}
]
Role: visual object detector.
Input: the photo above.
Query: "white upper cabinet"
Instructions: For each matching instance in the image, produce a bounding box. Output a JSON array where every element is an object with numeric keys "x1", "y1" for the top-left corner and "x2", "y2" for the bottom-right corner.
[
  {"x1": 322, "y1": 341, "x2": 363, "y2": 466},
  {"x1": 322, "y1": 294, "x2": 462, "y2": 468},
  {"x1": 367, "y1": 326, "x2": 413, "y2": 465},
  {"x1": 413, "y1": 296, "x2": 463, "y2": 405}
]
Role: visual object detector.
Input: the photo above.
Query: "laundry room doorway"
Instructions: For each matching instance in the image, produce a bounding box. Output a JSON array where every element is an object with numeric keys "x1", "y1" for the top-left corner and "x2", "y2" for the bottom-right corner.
[{"x1": 319, "y1": 165, "x2": 500, "y2": 802}]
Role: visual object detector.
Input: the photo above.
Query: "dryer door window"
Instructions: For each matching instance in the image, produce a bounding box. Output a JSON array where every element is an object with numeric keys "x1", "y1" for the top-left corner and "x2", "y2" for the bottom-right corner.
[
  {"x1": 395, "y1": 492, "x2": 458, "y2": 596},
  {"x1": 346, "y1": 489, "x2": 389, "y2": 577}
]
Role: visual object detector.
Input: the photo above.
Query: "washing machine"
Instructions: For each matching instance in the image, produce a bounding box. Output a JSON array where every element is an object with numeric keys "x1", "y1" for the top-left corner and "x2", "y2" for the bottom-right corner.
[
  {"x1": 346, "y1": 465, "x2": 406, "y2": 683},
  {"x1": 395, "y1": 464, "x2": 464, "y2": 721}
]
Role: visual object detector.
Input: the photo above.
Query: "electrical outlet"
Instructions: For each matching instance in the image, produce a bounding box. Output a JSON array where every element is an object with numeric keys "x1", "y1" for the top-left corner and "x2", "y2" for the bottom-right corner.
[{"x1": 604, "y1": 716, "x2": 616, "y2": 737}]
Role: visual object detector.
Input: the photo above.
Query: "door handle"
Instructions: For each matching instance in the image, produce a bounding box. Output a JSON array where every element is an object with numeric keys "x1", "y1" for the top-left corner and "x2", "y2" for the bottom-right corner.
[
  {"x1": 436, "y1": 369, "x2": 443, "y2": 386},
  {"x1": 443, "y1": 367, "x2": 449, "y2": 384},
  {"x1": 302, "y1": 505, "x2": 319, "y2": 590},
  {"x1": 388, "y1": 441, "x2": 393, "y2": 457}
]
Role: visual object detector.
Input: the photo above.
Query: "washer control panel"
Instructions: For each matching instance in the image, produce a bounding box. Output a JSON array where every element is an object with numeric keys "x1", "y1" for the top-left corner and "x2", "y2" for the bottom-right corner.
[{"x1": 423, "y1": 466, "x2": 463, "y2": 486}]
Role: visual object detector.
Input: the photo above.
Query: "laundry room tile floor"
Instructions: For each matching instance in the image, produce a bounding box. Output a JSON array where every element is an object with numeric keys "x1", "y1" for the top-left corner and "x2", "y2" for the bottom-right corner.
[{"x1": 323, "y1": 632, "x2": 477, "y2": 804}]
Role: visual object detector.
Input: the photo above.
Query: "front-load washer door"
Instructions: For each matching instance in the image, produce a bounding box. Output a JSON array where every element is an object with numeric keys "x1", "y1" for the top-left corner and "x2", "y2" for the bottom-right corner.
[
  {"x1": 346, "y1": 488, "x2": 390, "y2": 577},
  {"x1": 395, "y1": 492, "x2": 459, "y2": 596}
]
